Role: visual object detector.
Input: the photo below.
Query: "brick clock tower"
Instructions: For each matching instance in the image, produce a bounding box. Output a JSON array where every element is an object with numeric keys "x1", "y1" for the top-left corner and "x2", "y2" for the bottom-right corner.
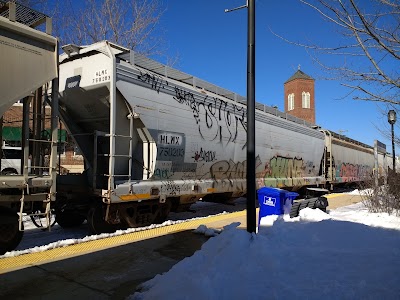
[{"x1": 284, "y1": 67, "x2": 315, "y2": 124}]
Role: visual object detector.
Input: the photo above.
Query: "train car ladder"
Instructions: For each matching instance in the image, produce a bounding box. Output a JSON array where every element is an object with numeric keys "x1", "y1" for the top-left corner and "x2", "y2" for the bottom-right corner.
[
  {"x1": 93, "y1": 117, "x2": 133, "y2": 195},
  {"x1": 17, "y1": 78, "x2": 58, "y2": 231},
  {"x1": 19, "y1": 189, "x2": 52, "y2": 231},
  {"x1": 322, "y1": 130, "x2": 334, "y2": 189}
]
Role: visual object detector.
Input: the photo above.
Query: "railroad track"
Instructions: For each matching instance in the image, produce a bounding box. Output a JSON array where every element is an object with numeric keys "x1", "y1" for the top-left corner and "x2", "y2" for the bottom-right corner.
[{"x1": 8, "y1": 190, "x2": 353, "y2": 255}]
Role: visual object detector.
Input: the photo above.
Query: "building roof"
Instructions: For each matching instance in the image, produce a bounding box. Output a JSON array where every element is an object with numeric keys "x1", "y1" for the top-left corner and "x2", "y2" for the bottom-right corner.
[{"x1": 284, "y1": 69, "x2": 314, "y2": 84}]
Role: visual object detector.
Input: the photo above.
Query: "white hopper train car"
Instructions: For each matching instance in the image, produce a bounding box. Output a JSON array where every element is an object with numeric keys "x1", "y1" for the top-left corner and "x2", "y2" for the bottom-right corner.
[{"x1": 57, "y1": 41, "x2": 383, "y2": 233}]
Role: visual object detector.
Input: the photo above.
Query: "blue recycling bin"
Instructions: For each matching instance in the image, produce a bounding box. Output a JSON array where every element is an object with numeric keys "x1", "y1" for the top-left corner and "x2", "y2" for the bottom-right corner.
[
  {"x1": 257, "y1": 187, "x2": 299, "y2": 226},
  {"x1": 285, "y1": 191, "x2": 300, "y2": 205}
]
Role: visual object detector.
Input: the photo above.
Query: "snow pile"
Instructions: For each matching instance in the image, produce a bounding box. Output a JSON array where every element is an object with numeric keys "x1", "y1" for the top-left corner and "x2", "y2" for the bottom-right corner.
[{"x1": 132, "y1": 205, "x2": 400, "y2": 300}]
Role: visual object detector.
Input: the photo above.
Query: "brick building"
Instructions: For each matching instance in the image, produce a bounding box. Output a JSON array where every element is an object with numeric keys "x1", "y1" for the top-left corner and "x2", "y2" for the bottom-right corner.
[
  {"x1": 2, "y1": 103, "x2": 84, "y2": 173},
  {"x1": 284, "y1": 68, "x2": 316, "y2": 124}
]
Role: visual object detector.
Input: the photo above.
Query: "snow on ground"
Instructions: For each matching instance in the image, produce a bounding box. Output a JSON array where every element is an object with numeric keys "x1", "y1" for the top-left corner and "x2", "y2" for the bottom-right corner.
[
  {"x1": 2, "y1": 189, "x2": 400, "y2": 299},
  {"x1": 131, "y1": 191, "x2": 400, "y2": 300}
]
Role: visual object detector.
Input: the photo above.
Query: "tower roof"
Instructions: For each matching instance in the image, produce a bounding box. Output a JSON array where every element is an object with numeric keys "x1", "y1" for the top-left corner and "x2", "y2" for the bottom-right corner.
[{"x1": 285, "y1": 69, "x2": 314, "y2": 84}]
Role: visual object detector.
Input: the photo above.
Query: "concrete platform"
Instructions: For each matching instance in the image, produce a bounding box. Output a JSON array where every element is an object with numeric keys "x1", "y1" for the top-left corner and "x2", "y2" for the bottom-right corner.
[
  {"x1": 0, "y1": 193, "x2": 364, "y2": 299},
  {"x1": 324, "y1": 193, "x2": 364, "y2": 210}
]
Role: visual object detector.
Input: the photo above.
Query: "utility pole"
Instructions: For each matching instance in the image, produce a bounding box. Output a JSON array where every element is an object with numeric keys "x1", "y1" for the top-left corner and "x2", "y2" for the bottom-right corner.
[
  {"x1": 388, "y1": 110, "x2": 397, "y2": 172},
  {"x1": 338, "y1": 129, "x2": 348, "y2": 140},
  {"x1": 225, "y1": 0, "x2": 256, "y2": 233}
]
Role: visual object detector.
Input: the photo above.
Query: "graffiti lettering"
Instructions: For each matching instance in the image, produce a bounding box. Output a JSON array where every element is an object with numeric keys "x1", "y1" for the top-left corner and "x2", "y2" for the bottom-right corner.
[
  {"x1": 192, "y1": 148, "x2": 216, "y2": 162},
  {"x1": 337, "y1": 163, "x2": 372, "y2": 182},
  {"x1": 161, "y1": 180, "x2": 180, "y2": 195},
  {"x1": 173, "y1": 87, "x2": 246, "y2": 147},
  {"x1": 138, "y1": 70, "x2": 168, "y2": 93},
  {"x1": 173, "y1": 87, "x2": 200, "y2": 123},
  {"x1": 261, "y1": 156, "x2": 310, "y2": 187},
  {"x1": 207, "y1": 156, "x2": 262, "y2": 191},
  {"x1": 210, "y1": 159, "x2": 246, "y2": 190},
  {"x1": 154, "y1": 168, "x2": 173, "y2": 179},
  {"x1": 269, "y1": 156, "x2": 303, "y2": 179}
]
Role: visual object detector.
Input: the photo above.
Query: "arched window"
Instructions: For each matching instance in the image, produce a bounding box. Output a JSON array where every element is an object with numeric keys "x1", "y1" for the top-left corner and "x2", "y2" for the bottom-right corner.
[
  {"x1": 288, "y1": 93, "x2": 294, "y2": 111},
  {"x1": 302, "y1": 91, "x2": 310, "y2": 108}
]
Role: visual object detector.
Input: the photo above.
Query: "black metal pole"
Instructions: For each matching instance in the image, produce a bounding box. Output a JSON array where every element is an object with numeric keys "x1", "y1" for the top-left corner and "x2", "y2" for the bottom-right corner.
[
  {"x1": 392, "y1": 123, "x2": 395, "y2": 172},
  {"x1": 246, "y1": 0, "x2": 256, "y2": 233}
]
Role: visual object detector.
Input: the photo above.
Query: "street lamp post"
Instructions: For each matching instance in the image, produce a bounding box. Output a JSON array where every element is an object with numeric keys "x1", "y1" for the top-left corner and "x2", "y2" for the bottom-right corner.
[
  {"x1": 225, "y1": 0, "x2": 256, "y2": 233},
  {"x1": 388, "y1": 110, "x2": 397, "y2": 172},
  {"x1": 246, "y1": 0, "x2": 256, "y2": 233}
]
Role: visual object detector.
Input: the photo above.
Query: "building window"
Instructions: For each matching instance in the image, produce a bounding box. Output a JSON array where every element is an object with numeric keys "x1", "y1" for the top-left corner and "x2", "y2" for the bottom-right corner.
[
  {"x1": 302, "y1": 91, "x2": 310, "y2": 109},
  {"x1": 57, "y1": 142, "x2": 66, "y2": 155},
  {"x1": 288, "y1": 93, "x2": 295, "y2": 111},
  {"x1": 74, "y1": 145, "x2": 82, "y2": 156}
]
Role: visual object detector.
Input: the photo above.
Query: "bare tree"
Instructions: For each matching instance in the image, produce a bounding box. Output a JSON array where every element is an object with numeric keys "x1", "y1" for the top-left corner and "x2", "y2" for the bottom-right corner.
[
  {"x1": 272, "y1": 0, "x2": 400, "y2": 107},
  {"x1": 14, "y1": 0, "x2": 167, "y2": 56},
  {"x1": 58, "y1": 0, "x2": 166, "y2": 56},
  {"x1": 278, "y1": 0, "x2": 400, "y2": 208}
]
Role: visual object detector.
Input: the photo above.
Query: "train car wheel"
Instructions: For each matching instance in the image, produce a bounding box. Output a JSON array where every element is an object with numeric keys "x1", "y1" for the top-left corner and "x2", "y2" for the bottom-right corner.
[
  {"x1": 153, "y1": 201, "x2": 172, "y2": 224},
  {"x1": 0, "y1": 206, "x2": 24, "y2": 255},
  {"x1": 55, "y1": 210, "x2": 86, "y2": 228},
  {"x1": 87, "y1": 204, "x2": 120, "y2": 235}
]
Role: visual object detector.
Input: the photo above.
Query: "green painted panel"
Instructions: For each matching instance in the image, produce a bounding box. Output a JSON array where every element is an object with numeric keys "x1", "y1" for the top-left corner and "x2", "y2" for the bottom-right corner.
[
  {"x1": 2, "y1": 127, "x2": 22, "y2": 141},
  {"x1": 1, "y1": 127, "x2": 67, "y2": 142}
]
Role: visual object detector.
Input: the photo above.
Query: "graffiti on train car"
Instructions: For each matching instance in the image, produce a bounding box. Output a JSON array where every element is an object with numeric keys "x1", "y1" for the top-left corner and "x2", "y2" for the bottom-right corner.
[
  {"x1": 206, "y1": 156, "x2": 262, "y2": 190},
  {"x1": 161, "y1": 179, "x2": 181, "y2": 195},
  {"x1": 209, "y1": 159, "x2": 245, "y2": 190},
  {"x1": 192, "y1": 147, "x2": 217, "y2": 162},
  {"x1": 154, "y1": 153, "x2": 322, "y2": 190},
  {"x1": 260, "y1": 155, "x2": 319, "y2": 187},
  {"x1": 138, "y1": 70, "x2": 169, "y2": 93},
  {"x1": 154, "y1": 168, "x2": 173, "y2": 179},
  {"x1": 154, "y1": 161, "x2": 173, "y2": 179},
  {"x1": 172, "y1": 86, "x2": 246, "y2": 147},
  {"x1": 154, "y1": 160, "x2": 198, "y2": 180},
  {"x1": 160, "y1": 176, "x2": 193, "y2": 196},
  {"x1": 336, "y1": 162, "x2": 373, "y2": 182},
  {"x1": 270, "y1": 156, "x2": 303, "y2": 178}
]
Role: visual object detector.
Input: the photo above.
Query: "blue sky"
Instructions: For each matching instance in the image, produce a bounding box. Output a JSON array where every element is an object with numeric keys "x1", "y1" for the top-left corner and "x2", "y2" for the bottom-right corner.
[{"x1": 158, "y1": 0, "x2": 397, "y2": 154}]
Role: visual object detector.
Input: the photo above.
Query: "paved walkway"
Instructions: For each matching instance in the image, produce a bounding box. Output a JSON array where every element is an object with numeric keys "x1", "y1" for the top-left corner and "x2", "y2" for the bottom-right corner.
[{"x1": 324, "y1": 193, "x2": 364, "y2": 210}]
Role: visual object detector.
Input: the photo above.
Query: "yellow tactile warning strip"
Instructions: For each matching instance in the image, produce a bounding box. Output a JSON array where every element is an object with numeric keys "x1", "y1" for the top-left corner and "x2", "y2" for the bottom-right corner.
[
  {"x1": 0, "y1": 210, "x2": 247, "y2": 274},
  {"x1": 0, "y1": 193, "x2": 361, "y2": 274},
  {"x1": 325, "y1": 193, "x2": 343, "y2": 199}
]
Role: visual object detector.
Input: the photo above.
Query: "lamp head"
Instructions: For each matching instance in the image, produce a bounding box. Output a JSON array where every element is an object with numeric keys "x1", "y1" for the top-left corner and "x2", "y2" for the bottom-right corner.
[{"x1": 388, "y1": 110, "x2": 397, "y2": 125}]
